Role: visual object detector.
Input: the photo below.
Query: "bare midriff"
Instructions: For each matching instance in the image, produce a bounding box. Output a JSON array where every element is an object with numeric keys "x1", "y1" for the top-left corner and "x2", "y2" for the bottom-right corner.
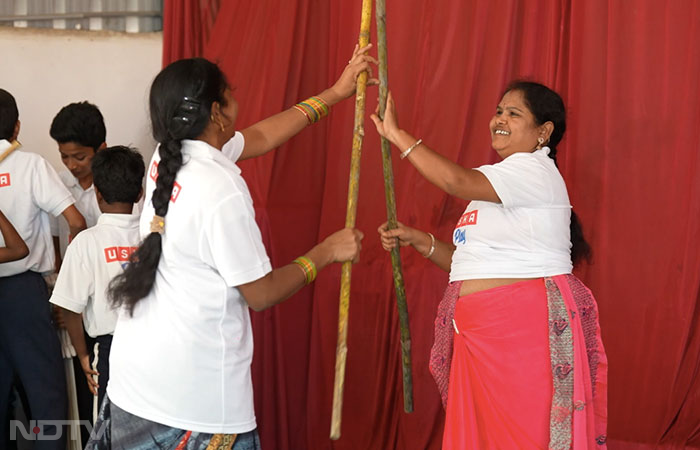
[{"x1": 459, "y1": 277, "x2": 537, "y2": 297}]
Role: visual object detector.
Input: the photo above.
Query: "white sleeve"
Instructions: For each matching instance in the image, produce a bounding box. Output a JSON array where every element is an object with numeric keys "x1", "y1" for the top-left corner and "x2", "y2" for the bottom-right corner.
[
  {"x1": 49, "y1": 235, "x2": 94, "y2": 313},
  {"x1": 221, "y1": 132, "x2": 245, "y2": 163},
  {"x1": 31, "y1": 155, "x2": 75, "y2": 217},
  {"x1": 476, "y1": 154, "x2": 561, "y2": 208},
  {"x1": 199, "y1": 192, "x2": 271, "y2": 287},
  {"x1": 50, "y1": 214, "x2": 59, "y2": 236}
]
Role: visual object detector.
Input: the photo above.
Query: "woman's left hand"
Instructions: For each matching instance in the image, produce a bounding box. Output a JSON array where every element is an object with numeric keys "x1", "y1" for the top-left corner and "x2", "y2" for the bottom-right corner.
[{"x1": 329, "y1": 44, "x2": 379, "y2": 100}]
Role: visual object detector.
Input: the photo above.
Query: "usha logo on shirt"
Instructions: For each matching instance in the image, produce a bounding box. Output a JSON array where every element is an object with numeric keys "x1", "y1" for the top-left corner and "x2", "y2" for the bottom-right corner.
[
  {"x1": 454, "y1": 210, "x2": 478, "y2": 245},
  {"x1": 149, "y1": 161, "x2": 182, "y2": 202},
  {"x1": 456, "y1": 210, "x2": 478, "y2": 228},
  {"x1": 0, "y1": 173, "x2": 10, "y2": 187},
  {"x1": 104, "y1": 246, "x2": 139, "y2": 263}
]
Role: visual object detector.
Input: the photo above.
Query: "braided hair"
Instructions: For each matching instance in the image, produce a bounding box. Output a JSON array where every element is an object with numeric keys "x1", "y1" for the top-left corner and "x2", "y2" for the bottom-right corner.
[
  {"x1": 109, "y1": 58, "x2": 229, "y2": 315},
  {"x1": 504, "y1": 80, "x2": 592, "y2": 266}
]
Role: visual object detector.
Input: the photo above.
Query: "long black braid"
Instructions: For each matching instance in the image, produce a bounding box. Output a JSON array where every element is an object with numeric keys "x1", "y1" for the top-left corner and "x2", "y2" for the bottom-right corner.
[{"x1": 109, "y1": 58, "x2": 229, "y2": 315}]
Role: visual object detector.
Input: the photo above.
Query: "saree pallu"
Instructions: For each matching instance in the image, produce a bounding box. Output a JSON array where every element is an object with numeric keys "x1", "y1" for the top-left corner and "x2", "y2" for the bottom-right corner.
[{"x1": 434, "y1": 276, "x2": 607, "y2": 449}]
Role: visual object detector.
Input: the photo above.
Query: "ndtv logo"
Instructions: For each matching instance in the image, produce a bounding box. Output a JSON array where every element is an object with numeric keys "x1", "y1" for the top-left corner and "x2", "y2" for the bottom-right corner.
[
  {"x1": 149, "y1": 161, "x2": 182, "y2": 202},
  {"x1": 10, "y1": 420, "x2": 107, "y2": 441},
  {"x1": 104, "y1": 246, "x2": 138, "y2": 263},
  {"x1": 0, "y1": 172, "x2": 10, "y2": 187}
]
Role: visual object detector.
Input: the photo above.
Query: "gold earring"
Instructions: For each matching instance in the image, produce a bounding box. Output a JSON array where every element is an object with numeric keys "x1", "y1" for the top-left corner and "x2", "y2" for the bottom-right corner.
[
  {"x1": 219, "y1": 121, "x2": 225, "y2": 132},
  {"x1": 536, "y1": 137, "x2": 544, "y2": 150}
]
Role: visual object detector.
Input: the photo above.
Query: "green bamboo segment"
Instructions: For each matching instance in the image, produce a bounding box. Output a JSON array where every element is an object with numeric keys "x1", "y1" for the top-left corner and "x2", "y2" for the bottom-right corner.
[
  {"x1": 376, "y1": 0, "x2": 414, "y2": 414},
  {"x1": 330, "y1": 0, "x2": 373, "y2": 440}
]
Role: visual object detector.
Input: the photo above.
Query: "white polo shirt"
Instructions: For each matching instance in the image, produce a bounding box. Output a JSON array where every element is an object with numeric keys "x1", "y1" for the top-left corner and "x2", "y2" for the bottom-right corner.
[
  {"x1": 108, "y1": 133, "x2": 271, "y2": 434},
  {"x1": 49, "y1": 213, "x2": 140, "y2": 337},
  {"x1": 0, "y1": 140, "x2": 75, "y2": 277},
  {"x1": 449, "y1": 147, "x2": 573, "y2": 281},
  {"x1": 50, "y1": 171, "x2": 102, "y2": 258},
  {"x1": 51, "y1": 171, "x2": 145, "y2": 258}
]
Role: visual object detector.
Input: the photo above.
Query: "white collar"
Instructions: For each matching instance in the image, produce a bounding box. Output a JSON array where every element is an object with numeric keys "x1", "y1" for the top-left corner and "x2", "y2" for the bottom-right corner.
[{"x1": 96, "y1": 213, "x2": 140, "y2": 227}]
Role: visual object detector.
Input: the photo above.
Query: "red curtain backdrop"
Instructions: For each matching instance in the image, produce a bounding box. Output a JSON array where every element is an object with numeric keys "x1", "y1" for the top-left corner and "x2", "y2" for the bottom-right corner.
[{"x1": 163, "y1": 1, "x2": 700, "y2": 449}]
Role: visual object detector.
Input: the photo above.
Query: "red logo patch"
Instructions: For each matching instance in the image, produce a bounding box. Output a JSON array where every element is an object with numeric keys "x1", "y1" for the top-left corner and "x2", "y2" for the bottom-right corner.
[
  {"x1": 148, "y1": 161, "x2": 182, "y2": 202},
  {"x1": 149, "y1": 161, "x2": 158, "y2": 181},
  {"x1": 456, "y1": 210, "x2": 478, "y2": 227},
  {"x1": 0, "y1": 173, "x2": 10, "y2": 187},
  {"x1": 104, "y1": 246, "x2": 139, "y2": 263}
]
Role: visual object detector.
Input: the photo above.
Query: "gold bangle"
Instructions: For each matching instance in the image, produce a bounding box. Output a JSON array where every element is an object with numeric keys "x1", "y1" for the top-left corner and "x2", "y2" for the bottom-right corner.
[
  {"x1": 424, "y1": 232, "x2": 436, "y2": 258},
  {"x1": 400, "y1": 138, "x2": 422, "y2": 160}
]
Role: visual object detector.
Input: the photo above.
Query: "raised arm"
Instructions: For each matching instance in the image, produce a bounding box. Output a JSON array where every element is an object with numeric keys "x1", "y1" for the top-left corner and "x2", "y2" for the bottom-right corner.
[
  {"x1": 0, "y1": 210, "x2": 29, "y2": 263},
  {"x1": 378, "y1": 221, "x2": 454, "y2": 273},
  {"x1": 239, "y1": 45, "x2": 378, "y2": 161},
  {"x1": 237, "y1": 227, "x2": 363, "y2": 311},
  {"x1": 371, "y1": 92, "x2": 500, "y2": 203}
]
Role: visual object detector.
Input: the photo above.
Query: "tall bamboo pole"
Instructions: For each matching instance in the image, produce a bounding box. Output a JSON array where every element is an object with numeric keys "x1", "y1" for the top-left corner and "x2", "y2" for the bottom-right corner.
[
  {"x1": 375, "y1": 0, "x2": 413, "y2": 414},
  {"x1": 330, "y1": 0, "x2": 373, "y2": 440}
]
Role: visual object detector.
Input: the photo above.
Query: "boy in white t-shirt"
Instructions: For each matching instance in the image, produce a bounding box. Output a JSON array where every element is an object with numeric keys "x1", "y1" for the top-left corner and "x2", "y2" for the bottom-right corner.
[
  {"x1": 50, "y1": 145, "x2": 145, "y2": 418},
  {"x1": 0, "y1": 88, "x2": 86, "y2": 450},
  {"x1": 49, "y1": 101, "x2": 107, "y2": 261}
]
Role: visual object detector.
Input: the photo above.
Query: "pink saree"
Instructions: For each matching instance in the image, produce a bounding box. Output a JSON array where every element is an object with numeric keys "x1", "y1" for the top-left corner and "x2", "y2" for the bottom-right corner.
[{"x1": 430, "y1": 276, "x2": 607, "y2": 449}]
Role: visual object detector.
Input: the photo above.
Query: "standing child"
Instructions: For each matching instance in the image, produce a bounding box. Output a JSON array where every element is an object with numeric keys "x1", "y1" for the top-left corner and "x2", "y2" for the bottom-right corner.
[
  {"x1": 0, "y1": 209, "x2": 29, "y2": 263},
  {"x1": 50, "y1": 146, "x2": 145, "y2": 418},
  {"x1": 0, "y1": 88, "x2": 86, "y2": 450},
  {"x1": 49, "y1": 101, "x2": 106, "y2": 259}
]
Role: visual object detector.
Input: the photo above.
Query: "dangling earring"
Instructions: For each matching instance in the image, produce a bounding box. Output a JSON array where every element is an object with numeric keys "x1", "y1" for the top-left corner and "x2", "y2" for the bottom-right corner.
[
  {"x1": 219, "y1": 121, "x2": 225, "y2": 133},
  {"x1": 536, "y1": 137, "x2": 545, "y2": 150}
]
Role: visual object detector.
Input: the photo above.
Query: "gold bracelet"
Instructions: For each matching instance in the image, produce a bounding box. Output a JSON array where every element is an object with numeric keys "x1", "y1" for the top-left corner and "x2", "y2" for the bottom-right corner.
[{"x1": 400, "y1": 138, "x2": 422, "y2": 160}]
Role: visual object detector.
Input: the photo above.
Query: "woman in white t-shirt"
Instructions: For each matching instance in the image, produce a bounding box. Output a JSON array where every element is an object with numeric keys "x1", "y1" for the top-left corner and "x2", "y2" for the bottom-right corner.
[
  {"x1": 372, "y1": 81, "x2": 608, "y2": 449},
  {"x1": 86, "y1": 50, "x2": 375, "y2": 449}
]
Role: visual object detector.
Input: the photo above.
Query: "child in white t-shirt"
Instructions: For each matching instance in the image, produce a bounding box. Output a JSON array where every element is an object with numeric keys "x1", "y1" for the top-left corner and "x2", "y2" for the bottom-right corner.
[
  {"x1": 49, "y1": 101, "x2": 107, "y2": 261},
  {"x1": 50, "y1": 145, "x2": 145, "y2": 414},
  {"x1": 0, "y1": 87, "x2": 86, "y2": 450}
]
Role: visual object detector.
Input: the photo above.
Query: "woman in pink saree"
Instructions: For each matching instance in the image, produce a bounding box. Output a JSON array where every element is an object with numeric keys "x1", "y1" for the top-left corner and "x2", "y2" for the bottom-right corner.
[{"x1": 372, "y1": 81, "x2": 607, "y2": 449}]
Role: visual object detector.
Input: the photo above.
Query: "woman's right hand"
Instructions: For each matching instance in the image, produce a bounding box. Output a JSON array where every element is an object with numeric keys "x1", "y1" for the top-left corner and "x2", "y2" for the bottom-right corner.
[
  {"x1": 377, "y1": 221, "x2": 421, "y2": 251},
  {"x1": 319, "y1": 227, "x2": 364, "y2": 264}
]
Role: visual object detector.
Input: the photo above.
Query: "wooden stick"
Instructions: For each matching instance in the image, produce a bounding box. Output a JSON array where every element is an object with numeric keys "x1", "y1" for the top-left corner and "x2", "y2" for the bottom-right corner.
[
  {"x1": 330, "y1": 0, "x2": 373, "y2": 440},
  {"x1": 376, "y1": 0, "x2": 414, "y2": 414},
  {"x1": 0, "y1": 140, "x2": 21, "y2": 164}
]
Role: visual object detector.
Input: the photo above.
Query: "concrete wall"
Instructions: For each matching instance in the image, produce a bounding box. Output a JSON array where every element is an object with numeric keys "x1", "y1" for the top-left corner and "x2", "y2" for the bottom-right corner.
[{"x1": 0, "y1": 26, "x2": 162, "y2": 170}]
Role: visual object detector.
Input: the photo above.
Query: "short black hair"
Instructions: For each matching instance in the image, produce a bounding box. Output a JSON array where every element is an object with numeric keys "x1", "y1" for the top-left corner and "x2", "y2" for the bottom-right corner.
[
  {"x1": 0, "y1": 89, "x2": 19, "y2": 141},
  {"x1": 50, "y1": 101, "x2": 106, "y2": 151},
  {"x1": 91, "y1": 146, "x2": 145, "y2": 204}
]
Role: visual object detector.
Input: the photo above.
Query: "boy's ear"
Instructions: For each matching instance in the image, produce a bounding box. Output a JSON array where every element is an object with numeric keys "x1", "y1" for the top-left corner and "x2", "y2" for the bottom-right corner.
[
  {"x1": 11, "y1": 120, "x2": 20, "y2": 141},
  {"x1": 97, "y1": 142, "x2": 107, "y2": 151}
]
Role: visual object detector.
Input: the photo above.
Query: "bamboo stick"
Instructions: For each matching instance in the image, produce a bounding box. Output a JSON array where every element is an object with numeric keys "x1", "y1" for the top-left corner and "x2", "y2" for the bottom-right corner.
[
  {"x1": 330, "y1": 0, "x2": 373, "y2": 440},
  {"x1": 375, "y1": 0, "x2": 413, "y2": 414},
  {"x1": 0, "y1": 140, "x2": 21, "y2": 164}
]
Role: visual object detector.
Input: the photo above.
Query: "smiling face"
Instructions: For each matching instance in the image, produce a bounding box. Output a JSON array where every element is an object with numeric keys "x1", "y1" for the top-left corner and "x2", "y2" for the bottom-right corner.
[
  {"x1": 489, "y1": 89, "x2": 548, "y2": 159},
  {"x1": 58, "y1": 142, "x2": 97, "y2": 186}
]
